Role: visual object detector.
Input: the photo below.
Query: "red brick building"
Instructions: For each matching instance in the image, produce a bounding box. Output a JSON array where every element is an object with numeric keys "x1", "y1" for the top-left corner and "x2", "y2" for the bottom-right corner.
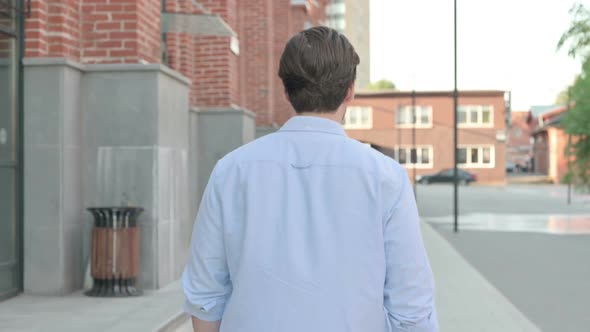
[
  {"x1": 506, "y1": 110, "x2": 534, "y2": 171},
  {"x1": 23, "y1": 0, "x2": 328, "y2": 124},
  {"x1": 346, "y1": 90, "x2": 509, "y2": 184},
  {"x1": 529, "y1": 105, "x2": 571, "y2": 183},
  {"x1": 0, "y1": 0, "x2": 331, "y2": 299}
]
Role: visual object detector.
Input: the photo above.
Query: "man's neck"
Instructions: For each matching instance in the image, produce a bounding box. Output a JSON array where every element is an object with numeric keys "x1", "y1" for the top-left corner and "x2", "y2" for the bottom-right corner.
[{"x1": 299, "y1": 105, "x2": 346, "y2": 124}]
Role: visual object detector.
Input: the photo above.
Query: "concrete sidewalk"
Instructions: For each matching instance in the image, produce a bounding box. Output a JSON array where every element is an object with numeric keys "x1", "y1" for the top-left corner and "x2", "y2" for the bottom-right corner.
[
  {"x1": 0, "y1": 222, "x2": 539, "y2": 332},
  {"x1": 0, "y1": 281, "x2": 185, "y2": 332},
  {"x1": 421, "y1": 223, "x2": 540, "y2": 331}
]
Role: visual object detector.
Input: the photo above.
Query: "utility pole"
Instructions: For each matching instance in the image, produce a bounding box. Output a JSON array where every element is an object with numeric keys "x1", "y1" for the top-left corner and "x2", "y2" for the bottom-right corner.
[
  {"x1": 412, "y1": 90, "x2": 417, "y2": 200},
  {"x1": 453, "y1": 0, "x2": 459, "y2": 233}
]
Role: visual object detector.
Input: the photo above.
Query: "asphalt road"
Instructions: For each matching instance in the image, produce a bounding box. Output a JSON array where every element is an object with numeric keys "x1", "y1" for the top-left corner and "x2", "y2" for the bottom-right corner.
[{"x1": 418, "y1": 184, "x2": 590, "y2": 332}]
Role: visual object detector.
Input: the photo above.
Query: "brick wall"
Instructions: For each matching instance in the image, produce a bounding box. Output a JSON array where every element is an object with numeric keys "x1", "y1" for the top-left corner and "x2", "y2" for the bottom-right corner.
[
  {"x1": 272, "y1": 0, "x2": 293, "y2": 125},
  {"x1": 238, "y1": 0, "x2": 274, "y2": 125},
  {"x1": 164, "y1": 0, "x2": 239, "y2": 108},
  {"x1": 507, "y1": 111, "x2": 533, "y2": 167},
  {"x1": 290, "y1": 5, "x2": 307, "y2": 38},
  {"x1": 81, "y1": 0, "x2": 161, "y2": 64},
  {"x1": 25, "y1": 1, "x2": 48, "y2": 57},
  {"x1": 25, "y1": 0, "x2": 161, "y2": 64},
  {"x1": 21, "y1": 0, "x2": 329, "y2": 121}
]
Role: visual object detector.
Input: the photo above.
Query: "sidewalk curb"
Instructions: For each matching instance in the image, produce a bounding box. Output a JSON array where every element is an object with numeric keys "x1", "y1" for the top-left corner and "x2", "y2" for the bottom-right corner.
[{"x1": 156, "y1": 311, "x2": 188, "y2": 332}]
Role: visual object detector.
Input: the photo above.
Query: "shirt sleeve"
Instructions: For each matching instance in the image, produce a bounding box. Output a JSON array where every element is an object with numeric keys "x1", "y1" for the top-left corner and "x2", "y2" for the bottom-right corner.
[
  {"x1": 383, "y1": 167, "x2": 438, "y2": 332},
  {"x1": 182, "y1": 167, "x2": 232, "y2": 322}
]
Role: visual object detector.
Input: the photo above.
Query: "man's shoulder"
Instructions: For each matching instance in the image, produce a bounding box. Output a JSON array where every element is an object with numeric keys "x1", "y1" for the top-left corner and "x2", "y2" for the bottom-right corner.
[
  {"x1": 345, "y1": 139, "x2": 404, "y2": 178},
  {"x1": 213, "y1": 133, "x2": 280, "y2": 174}
]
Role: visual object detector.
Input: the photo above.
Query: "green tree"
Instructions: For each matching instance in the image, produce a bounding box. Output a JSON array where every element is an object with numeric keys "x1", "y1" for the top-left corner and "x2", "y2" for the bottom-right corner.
[
  {"x1": 558, "y1": 3, "x2": 590, "y2": 59},
  {"x1": 558, "y1": 3, "x2": 590, "y2": 189},
  {"x1": 366, "y1": 79, "x2": 396, "y2": 91},
  {"x1": 562, "y1": 61, "x2": 590, "y2": 188},
  {"x1": 555, "y1": 75, "x2": 580, "y2": 104}
]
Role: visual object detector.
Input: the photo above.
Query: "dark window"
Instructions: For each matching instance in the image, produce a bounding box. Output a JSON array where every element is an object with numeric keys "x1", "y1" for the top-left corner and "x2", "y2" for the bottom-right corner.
[
  {"x1": 471, "y1": 148, "x2": 479, "y2": 163},
  {"x1": 410, "y1": 148, "x2": 417, "y2": 164},
  {"x1": 398, "y1": 148, "x2": 407, "y2": 164},
  {"x1": 458, "y1": 148, "x2": 467, "y2": 164}
]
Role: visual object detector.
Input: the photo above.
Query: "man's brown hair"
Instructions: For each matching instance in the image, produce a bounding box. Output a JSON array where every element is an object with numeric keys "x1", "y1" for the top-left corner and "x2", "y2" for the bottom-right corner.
[{"x1": 278, "y1": 26, "x2": 360, "y2": 113}]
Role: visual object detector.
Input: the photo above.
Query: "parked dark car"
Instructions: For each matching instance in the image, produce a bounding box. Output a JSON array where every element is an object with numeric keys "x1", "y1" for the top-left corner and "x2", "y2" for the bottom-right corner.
[{"x1": 417, "y1": 168, "x2": 477, "y2": 185}]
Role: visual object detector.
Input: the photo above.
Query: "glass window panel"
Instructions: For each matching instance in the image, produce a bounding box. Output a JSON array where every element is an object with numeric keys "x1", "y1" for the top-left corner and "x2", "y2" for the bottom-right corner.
[
  {"x1": 0, "y1": 34, "x2": 16, "y2": 164},
  {"x1": 0, "y1": 167, "x2": 17, "y2": 295},
  {"x1": 458, "y1": 148, "x2": 467, "y2": 164},
  {"x1": 349, "y1": 108, "x2": 358, "y2": 125},
  {"x1": 361, "y1": 107, "x2": 369, "y2": 125},
  {"x1": 471, "y1": 148, "x2": 479, "y2": 163},
  {"x1": 421, "y1": 148, "x2": 430, "y2": 164},
  {"x1": 470, "y1": 109, "x2": 479, "y2": 124},
  {"x1": 398, "y1": 148, "x2": 407, "y2": 164},
  {"x1": 397, "y1": 108, "x2": 409, "y2": 125},
  {"x1": 419, "y1": 107, "x2": 428, "y2": 124},
  {"x1": 458, "y1": 109, "x2": 467, "y2": 124},
  {"x1": 483, "y1": 147, "x2": 491, "y2": 164},
  {"x1": 410, "y1": 148, "x2": 417, "y2": 164},
  {"x1": 482, "y1": 109, "x2": 491, "y2": 124}
]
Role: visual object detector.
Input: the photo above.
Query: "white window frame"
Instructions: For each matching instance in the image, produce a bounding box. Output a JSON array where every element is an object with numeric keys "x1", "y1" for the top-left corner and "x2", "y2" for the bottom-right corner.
[
  {"x1": 457, "y1": 145, "x2": 495, "y2": 168},
  {"x1": 396, "y1": 106, "x2": 433, "y2": 128},
  {"x1": 458, "y1": 105, "x2": 494, "y2": 128},
  {"x1": 394, "y1": 145, "x2": 434, "y2": 169},
  {"x1": 344, "y1": 106, "x2": 373, "y2": 129}
]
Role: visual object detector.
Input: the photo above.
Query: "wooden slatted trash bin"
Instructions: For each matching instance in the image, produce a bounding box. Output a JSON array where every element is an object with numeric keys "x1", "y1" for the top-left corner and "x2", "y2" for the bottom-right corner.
[{"x1": 86, "y1": 207, "x2": 143, "y2": 297}]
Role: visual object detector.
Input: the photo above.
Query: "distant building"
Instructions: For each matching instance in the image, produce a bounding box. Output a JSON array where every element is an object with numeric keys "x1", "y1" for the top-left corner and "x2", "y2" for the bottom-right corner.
[
  {"x1": 506, "y1": 110, "x2": 534, "y2": 171},
  {"x1": 528, "y1": 105, "x2": 571, "y2": 183},
  {"x1": 326, "y1": 0, "x2": 370, "y2": 89},
  {"x1": 346, "y1": 90, "x2": 509, "y2": 184}
]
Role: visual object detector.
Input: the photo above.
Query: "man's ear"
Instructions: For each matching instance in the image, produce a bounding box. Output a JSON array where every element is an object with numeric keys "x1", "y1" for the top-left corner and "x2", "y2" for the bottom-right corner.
[{"x1": 344, "y1": 82, "x2": 355, "y2": 103}]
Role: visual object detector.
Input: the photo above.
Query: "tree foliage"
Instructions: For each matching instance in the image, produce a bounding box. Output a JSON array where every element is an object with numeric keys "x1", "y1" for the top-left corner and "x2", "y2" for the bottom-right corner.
[
  {"x1": 562, "y1": 60, "x2": 590, "y2": 188},
  {"x1": 558, "y1": 4, "x2": 590, "y2": 59},
  {"x1": 558, "y1": 3, "x2": 590, "y2": 188},
  {"x1": 366, "y1": 79, "x2": 396, "y2": 91}
]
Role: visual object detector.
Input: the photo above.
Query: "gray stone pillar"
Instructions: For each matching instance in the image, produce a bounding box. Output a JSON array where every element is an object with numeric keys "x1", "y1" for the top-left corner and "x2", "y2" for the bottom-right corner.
[
  {"x1": 82, "y1": 64, "x2": 191, "y2": 290},
  {"x1": 23, "y1": 59, "x2": 84, "y2": 295},
  {"x1": 189, "y1": 108, "x2": 255, "y2": 213},
  {"x1": 23, "y1": 59, "x2": 192, "y2": 294}
]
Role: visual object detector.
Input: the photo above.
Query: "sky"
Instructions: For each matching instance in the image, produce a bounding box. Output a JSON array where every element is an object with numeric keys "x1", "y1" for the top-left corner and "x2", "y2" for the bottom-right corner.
[{"x1": 370, "y1": 0, "x2": 589, "y2": 110}]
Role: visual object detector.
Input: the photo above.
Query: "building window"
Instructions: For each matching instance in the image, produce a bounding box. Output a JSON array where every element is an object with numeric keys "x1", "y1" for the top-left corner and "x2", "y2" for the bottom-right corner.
[
  {"x1": 326, "y1": 17, "x2": 346, "y2": 31},
  {"x1": 397, "y1": 106, "x2": 433, "y2": 128},
  {"x1": 344, "y1": 106, "x2": 372, "y2": 129},
  {"x1": 458, "y1": 105, "x2": 494, "y2": 127},
  {"x1": 394, "y1": 146, "x2": 434, "y2": 169},
  {"x1": 326, "y1": 3, "x2": 346, "y2": 16},
  {"x1": 458, "y1": 145, "x2": 495, "y2": 168}
]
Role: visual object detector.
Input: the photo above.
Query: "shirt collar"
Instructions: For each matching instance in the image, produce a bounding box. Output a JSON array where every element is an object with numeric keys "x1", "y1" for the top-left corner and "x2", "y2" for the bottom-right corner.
[{"x1": 279, "y1": 116, "x2": 347, "y2": 136}]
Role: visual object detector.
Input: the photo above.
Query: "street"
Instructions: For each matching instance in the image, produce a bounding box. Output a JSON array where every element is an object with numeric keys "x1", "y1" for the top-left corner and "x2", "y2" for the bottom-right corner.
[{"x1": 418, "y1": 184, "x2": 590, "y2": 332}]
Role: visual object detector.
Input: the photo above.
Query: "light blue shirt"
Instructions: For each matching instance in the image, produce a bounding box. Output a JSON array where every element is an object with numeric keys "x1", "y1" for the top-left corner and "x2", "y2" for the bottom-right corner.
[{"x1": 183, "y1": 116, "x2": 438, "y2": 332}]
